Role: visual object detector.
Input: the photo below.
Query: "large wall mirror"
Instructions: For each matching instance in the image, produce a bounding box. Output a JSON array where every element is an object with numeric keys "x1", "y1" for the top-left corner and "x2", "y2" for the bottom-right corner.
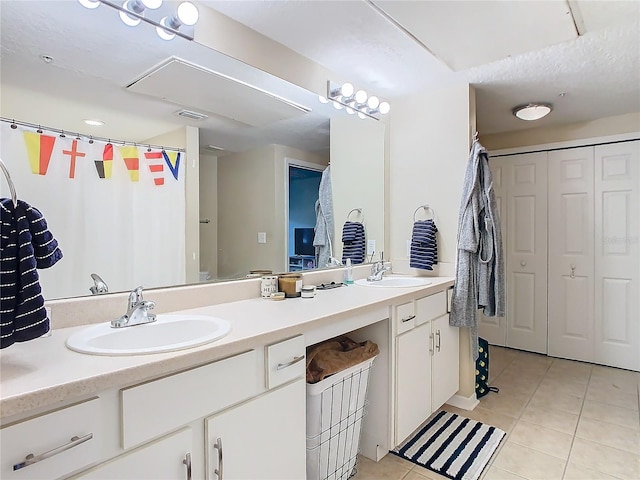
[{"x1": 0, "y1": 0, "x2": 385, "y2": 300}]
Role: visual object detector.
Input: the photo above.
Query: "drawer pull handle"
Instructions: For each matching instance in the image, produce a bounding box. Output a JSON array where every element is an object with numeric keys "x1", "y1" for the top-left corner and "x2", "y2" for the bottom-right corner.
[
  {"x1": 436, "y1": 329, "x2": 441, "y2": 352},
  {"x1": 183, "y1": 452, "x2": 192, "y2": 480},
  {"x1": 214, "y1": 437, "x2": 223, "y2": 479},
  {"x1": 13, "y1": 433, "x2": 93, "y2": 470},
  {"x1": 401, "y1": 315, "x2": 416, "y2": 323},
  {"x1": 429, "y1": 333, "x2": 434, "y2": 355},
  {"x1": 276, "y1": 355, "x2": 305, "y2": 371}
]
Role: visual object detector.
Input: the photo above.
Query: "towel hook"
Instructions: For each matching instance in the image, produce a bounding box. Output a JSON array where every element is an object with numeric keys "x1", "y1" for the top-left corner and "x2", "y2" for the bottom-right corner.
[
  {"x1": 346, "y1": 208, "x2": 365, "y2": 223},
  {"x1": 0, "y1": 158, "x2": 18, "y2": 208},
  {"x1": 413, "y1": 205, "x2": 435, "y2": 222}
]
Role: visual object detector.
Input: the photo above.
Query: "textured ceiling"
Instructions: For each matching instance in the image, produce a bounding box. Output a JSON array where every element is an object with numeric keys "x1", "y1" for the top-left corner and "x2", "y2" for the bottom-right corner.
[{"x1": 205, "y1": 0, "x2": 640, "y2": 135}]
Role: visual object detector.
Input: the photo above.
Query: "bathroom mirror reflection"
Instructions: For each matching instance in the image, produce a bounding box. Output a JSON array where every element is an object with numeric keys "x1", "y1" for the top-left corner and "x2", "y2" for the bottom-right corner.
[{"x1": 0, "y1": 0, "x2": 385, "y2": 300}]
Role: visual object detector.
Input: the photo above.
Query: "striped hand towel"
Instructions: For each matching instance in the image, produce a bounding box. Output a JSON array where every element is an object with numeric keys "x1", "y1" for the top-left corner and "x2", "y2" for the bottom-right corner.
[
  {"x1": 341, "y1": 221, "x2": 365, "y2": 264},
  {"x1": 1, "y1": 199, "x2": 63, "y2": 349},
  {"x1": 409, "y1": 219, "x2": 438, "y2": 270}
]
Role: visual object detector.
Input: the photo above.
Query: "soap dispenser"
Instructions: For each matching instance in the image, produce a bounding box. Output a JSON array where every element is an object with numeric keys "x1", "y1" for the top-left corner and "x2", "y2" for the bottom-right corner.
[{"x1": 344, "y1": 258, "x2": 354, "y2": 284}]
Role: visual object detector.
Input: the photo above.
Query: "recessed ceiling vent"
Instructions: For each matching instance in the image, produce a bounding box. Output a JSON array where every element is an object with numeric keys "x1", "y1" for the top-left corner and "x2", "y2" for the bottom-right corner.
[{"x1": 176, "y1": 109, "x2": 208, "y2": 120}]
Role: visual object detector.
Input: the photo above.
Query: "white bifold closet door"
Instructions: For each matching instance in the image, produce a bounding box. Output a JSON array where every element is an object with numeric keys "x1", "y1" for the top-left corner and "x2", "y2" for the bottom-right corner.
[
  {"x1": 504, "y1": 152, "x2": 548, "y2": 354},
  {"x1": 548, "y1": 147, "x2": 595, "y2": 363},
  {"x1": 594, "y1": 142, "x2": 639, "y2": 371}
]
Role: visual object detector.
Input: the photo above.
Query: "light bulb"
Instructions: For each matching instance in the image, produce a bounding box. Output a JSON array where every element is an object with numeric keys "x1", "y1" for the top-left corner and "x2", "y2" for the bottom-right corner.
[
  {"x1": 379, "y1": 101, "x2": 390, "y2": 115},
  {"x1": 340, "y1": 83, "x2": 354, "y2": 98},
  {"x1": 367, "y1": 96, "x2": 380, "y2": 109},
  {"x1": 346, "y1": 107, "x2": 355, "y2": 115},
  {"x1": 318, "y1": 95, "x2": 329, "y2": 104},
  {"x1": 156, "y1": 18, "x2": 175, "y2": 40},
  {"x1": 355, "y1": 89, "x2": 367, "y2": 104},
  {"x1": 177, "y1": 2, "x2": 199, "y2": 25},
  {"x1": 119, "y1": 0, "x2": 141, "y2": 26},
  {"x1": 357, "y1": 112, "x2": 366, "y2": 119},
  {"x1": 332, "y1": 101, "x2": 344, "y2": 110},
  {"x1": 78, "y1": 0, "x2": 101, "y2": 8}
]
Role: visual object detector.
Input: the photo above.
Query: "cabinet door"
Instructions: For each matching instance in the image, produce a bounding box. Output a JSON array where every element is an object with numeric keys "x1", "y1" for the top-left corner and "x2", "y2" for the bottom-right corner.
[
  {"x1": 205, "y1": 380, "x2": 306, "y2": 480},
  {"x1": 74, "y1": 428, "x2": 192, "y2": 480},
  {"x1": 431, "y1": 314, "x2": 459, "y2": 410},
  {"x1": 395, "y1": 322, "x2": 432, "y2": 444}
]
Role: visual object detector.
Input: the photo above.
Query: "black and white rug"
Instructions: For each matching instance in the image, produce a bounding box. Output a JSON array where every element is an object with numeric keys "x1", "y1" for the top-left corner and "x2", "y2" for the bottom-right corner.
[{"x1": 391, "y1": 410, "x2": 505, "y2": 480}]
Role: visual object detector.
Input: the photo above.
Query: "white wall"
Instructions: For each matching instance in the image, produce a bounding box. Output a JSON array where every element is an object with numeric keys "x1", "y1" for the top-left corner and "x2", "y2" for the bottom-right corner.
[
  {"x1": 388, "y1": 83, "x2": 471, "y2": 271},
  {"x1": 482, "y1": 111, "x2": 640, "y2": 151},
  {"x1": 331, "y1": 115, "x2": 386, "y2": 263},
  {"x1": 199, "y1": 151, "x2": 218, "y2": 279}
]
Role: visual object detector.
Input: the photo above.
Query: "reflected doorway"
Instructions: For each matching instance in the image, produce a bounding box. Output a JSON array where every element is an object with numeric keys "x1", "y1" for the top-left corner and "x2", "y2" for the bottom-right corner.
[{"x1": 286, "y1": 162, "x2": 323, "y2": 272}]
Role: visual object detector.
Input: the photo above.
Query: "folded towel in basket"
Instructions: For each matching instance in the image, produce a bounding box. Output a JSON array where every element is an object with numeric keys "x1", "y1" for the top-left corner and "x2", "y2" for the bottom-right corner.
[
  {"x1": 306, "y1": 335, "x2": 379, "y2": 384},
  {"x1": 409, "y1": 219, "x2": 438, "y2": 271}
]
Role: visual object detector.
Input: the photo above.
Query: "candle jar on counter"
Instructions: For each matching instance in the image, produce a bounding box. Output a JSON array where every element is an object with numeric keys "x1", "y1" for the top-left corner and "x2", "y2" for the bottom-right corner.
[{"x1": 278, "y1": 273, "x2": 302, "y2": 298}]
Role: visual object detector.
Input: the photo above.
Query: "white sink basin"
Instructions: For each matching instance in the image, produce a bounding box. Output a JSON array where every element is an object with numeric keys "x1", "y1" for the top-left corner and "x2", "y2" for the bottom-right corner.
[
  {"x1": 66, "y1": 314, "x2": 231, "y2": 356},
  {"x1": 355, "y1": 276, "x2": 432, "y2": 288}
]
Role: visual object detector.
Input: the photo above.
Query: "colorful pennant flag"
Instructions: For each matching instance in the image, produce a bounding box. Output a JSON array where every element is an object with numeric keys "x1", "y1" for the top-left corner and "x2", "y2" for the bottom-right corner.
[
  {"x1": 94, "y1": 143, "x2": 114, "y2": 179},
  {"x1": 144, "y1": 151, "x2": 165, "y2": 186},
  {"x1": 119, "y1": 146, "x2": 140, "y2": 182},
  {"x1": 23, "y1": 132, "x2": 56, "y2": 175},
  {"x1": 163, "y1": 151, "x2": 181, "y2": 180},
  {"x1": 62, "y1": 140, "x2": 86, "y2": 179}
]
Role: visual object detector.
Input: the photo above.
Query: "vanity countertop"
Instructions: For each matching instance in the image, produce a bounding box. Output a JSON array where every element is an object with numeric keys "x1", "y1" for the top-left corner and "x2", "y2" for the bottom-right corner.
[{"x1": 0, "y1": 277, "x2": 454, "y2": 420}]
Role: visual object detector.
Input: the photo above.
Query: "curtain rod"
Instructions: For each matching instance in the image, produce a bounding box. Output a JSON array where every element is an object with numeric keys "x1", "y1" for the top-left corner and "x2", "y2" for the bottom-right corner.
[
  {"x1": 491, "y1": 137, "x2": 640, "y2": 158},
  {"x1": 0, "y1": 117, "x2": 185, "y2": 153}
]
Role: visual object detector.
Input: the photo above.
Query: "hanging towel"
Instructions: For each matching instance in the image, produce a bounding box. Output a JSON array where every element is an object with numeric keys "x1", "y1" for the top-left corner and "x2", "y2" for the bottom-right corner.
[
  {"x1": 341, "y1": 221, "x2": 365, "y2": 264},
  {"x1": 409, "y1": 219, "x2": 438, "y2": 270},
  {"x1": 313, "y1": 165, "x2": 334, "y2": 268},
  {"x1": 0, "y1": 199, "x2": 63, "y2": 349},
  {"x1": 449, "y1": 141, "x2": 505, "y2": 361}
]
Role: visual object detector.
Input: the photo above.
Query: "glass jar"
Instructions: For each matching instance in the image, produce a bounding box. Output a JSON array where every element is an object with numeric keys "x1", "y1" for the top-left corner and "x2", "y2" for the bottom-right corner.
[{"x1": 278, "y1": 273, "x2": 302, "y2": 298}]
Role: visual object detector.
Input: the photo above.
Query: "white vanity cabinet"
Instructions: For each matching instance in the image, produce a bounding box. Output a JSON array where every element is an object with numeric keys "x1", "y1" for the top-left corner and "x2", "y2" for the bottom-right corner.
[
  {"x1": 394, "y1": 289, "x2": 459, "y2": 445},
  {"x1": 73, "y1": 428, "x2": 193, "y2": 480},
  {"x1": 205, "y1": 380, "x2": 306, "y2": 479}
]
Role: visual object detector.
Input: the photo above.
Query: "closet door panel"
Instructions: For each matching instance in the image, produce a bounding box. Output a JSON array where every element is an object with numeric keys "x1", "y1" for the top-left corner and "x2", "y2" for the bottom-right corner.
[
  {"x1": 506, "y1": 152, "x2": 548, "y2": 354},
  {"x1": 548, "y1": 147, "x2": 594, "y2": 362},
  {"x1": 594, "y1": 141, "x2": 639, "y2": 371},
  {"x1": 478, "y1": 158, "x2": 508, "y2": 346}
]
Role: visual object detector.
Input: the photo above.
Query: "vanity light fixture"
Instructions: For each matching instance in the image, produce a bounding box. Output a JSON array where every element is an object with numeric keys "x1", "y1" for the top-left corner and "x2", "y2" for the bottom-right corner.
[
  {"x1": 512, "y1": 103, "x2": 553, "y2": 121},
  {"x1": 327, "y1": 81, "x2": 390, "y2": 120},
  {"x1": 78, "y1": 0, "x2": 199, "y2": 41}
]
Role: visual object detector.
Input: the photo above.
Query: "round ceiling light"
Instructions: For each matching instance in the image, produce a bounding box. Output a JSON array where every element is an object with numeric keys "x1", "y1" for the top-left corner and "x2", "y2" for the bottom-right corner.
[{"x1": 513, "y1": 103, "x2": 553, "y2": 121}]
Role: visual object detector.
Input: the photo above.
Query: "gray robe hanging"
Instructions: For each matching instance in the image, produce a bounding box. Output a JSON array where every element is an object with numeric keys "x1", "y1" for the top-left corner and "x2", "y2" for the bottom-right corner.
[
  {"x1": 449, "y1": 141, "x2": 505, "y2": 360},
  {"x1": 313, "y1": 165, "x2": 334, "y2": 268}
]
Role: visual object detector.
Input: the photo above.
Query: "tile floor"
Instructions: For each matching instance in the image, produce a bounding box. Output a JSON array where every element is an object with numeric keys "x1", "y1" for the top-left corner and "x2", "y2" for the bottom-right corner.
[{"x1": 354, "y1": 346, "x2": 640, "y2": 480}]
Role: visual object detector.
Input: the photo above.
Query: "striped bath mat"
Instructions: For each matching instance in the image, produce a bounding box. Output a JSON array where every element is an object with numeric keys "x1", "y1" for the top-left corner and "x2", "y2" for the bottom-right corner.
[{"x1": 391, "y1": 410, "x2": 505, "y2": 480}]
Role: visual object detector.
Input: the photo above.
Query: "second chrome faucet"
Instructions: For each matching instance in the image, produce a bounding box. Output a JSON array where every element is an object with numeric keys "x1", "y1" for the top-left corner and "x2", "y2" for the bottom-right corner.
[{"x1": 111, "y1": 286, "x2": 156, "y2": 328}]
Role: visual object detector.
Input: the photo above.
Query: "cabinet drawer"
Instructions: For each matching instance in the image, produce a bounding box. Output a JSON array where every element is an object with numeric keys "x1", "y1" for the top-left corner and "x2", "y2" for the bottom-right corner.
[
  {"x1": 1, "y1": 398, "x2": 101, "y2": 480},
  {"x1": 416, "y1": 291, "x2": 447, "y2": 325},
  {"x1": 121, "y1": 350, "x2": 258, "y2": 449},
  {"x1": 395, "y1": 301, "x2": 416, "y2": 334},
  {"x1": 265, "y1": 335, "x2": 305, "y2": 388}
]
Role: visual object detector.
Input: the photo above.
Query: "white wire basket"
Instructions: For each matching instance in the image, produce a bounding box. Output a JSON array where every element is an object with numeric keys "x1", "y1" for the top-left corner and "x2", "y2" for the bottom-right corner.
[{"x1": 306, "y1": 356, "x2": 376, "y2": 480}]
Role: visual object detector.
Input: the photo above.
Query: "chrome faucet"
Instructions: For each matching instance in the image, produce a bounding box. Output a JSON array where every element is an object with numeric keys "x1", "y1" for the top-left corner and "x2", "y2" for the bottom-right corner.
[
  {"x1": 111, "y1": 286, "x2": 156, "y2": 328},
  {"x1": 89, "y1": 273, "x2": 109, "y2": 295},
  {"x1": 367, "y1": 261, "x2": 391, "y2": 281}
]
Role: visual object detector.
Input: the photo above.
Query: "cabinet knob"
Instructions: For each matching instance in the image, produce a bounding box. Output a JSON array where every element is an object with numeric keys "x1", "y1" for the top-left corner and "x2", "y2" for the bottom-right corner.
[{"x1": 520, "y1": 261, "x2": 526, "y2": 267}]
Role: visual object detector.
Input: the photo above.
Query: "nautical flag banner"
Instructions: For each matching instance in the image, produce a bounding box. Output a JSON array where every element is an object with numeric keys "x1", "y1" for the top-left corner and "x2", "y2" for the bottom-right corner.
[{"x1": 0, "y1": 122, "x2": 186, "y2": 300}]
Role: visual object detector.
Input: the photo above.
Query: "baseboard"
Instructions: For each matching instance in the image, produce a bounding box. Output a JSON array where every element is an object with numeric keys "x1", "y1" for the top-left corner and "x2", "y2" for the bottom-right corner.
[{"x1": 445, "y1": 392, "x2": 479, "y2": 411}]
